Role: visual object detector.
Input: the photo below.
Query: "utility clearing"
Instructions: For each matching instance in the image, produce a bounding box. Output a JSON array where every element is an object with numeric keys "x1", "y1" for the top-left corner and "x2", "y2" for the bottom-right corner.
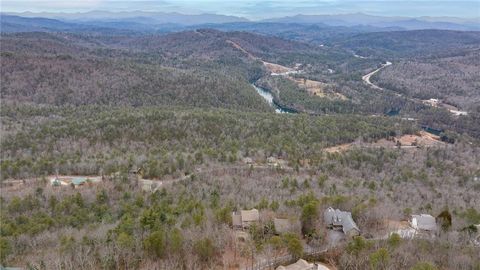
[{"x1": 324, "y1": 131, "x2": 445, "y2": 153}]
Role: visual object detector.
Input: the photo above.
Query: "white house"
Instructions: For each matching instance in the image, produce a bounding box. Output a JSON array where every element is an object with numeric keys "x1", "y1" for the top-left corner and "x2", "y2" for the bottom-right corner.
[{"x1": 411, "y1": 214, "x2": 438, "y2": 231}]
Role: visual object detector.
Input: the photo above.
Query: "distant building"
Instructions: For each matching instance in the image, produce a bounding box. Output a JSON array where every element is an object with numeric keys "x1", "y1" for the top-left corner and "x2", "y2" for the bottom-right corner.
[
  {"x1": 423, "y1": 98, "x2": 440, "y2": 107},
  {"x1": 317, "y1": 263, "x2": 333, "y2": 270},
  {"x1": 51, "y1": 178, "x2": 61, "y2": 186},
  {"x1": 243, "y1": 157, "x2": 254, "y2": 165},
  {"x1": 324, "y1": 207, "x2": 360, "y2": 237},
  {"x1": 50, "y1": 177, "x2": 67, "y2": 186},
  {"x1": 0, "y1": 266, "x2": 24, "y2": 270},
  {"x1": 267, "y1": 156, "x2": 279, "y2": 164},
  {"x1": 410, "y1": 214, "x2": 438, "y2": 231},
  {"x1": 139, "y1": 179, "x2": 160, "y2": 192},
  {"x1": 473, "y1": 224, "x2": 480, "y2": 246},
  {"x1": 267, "y1": 156, "x2": 286, "y2": 168},
  {"x1": 232, "y1": 209, "x2": 260, "y2": 229}
]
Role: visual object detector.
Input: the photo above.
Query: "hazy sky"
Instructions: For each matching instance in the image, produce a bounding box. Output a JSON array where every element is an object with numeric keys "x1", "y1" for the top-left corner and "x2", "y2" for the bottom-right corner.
[{"x1": 2, "y1": 0, "x2": 479, "y2": 19}]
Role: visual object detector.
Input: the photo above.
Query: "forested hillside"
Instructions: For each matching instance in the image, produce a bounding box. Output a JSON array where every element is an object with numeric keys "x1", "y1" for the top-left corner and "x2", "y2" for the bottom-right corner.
[
  {"x1": 0, "y1": 104, "x2": 417, "y2": 179},
  {"x1": 334, "y1": 30, "x2": 480, "y2": 59},
  {"x1": 0, "y1": 31, "x2": 274, "y2": 110},
  {"x1": 373, "y1": 51, "x2": 480, "y2": 112}
]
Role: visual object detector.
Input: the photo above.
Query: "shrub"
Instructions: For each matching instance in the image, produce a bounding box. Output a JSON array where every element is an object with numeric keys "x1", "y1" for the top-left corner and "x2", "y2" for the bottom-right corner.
[
  {"x1": 0, "y1": 237, "x2": 11, "y2": 263},
  {"x1": 194, "y1": 238, "x2": 216, "y2": 263},
  {"x1": 410, "y1": 262, "x2": 439, "y2": 270},
  {"x1": 144, "y1": 231, "x2": 166, "y2": 258},
  {"x1": 369, "y1": 248, "x2": 390, "y2": 270},
  {"x1": 387, "y1": 233, "x2": 401, "y2": 249},
  {"x1": 282, "y1": 233, "x2": 303, "y2": 259}
]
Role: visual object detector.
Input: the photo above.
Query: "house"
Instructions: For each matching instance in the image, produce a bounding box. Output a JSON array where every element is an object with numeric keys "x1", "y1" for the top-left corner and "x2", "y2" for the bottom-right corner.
[
  {"x1": 410, "y1": 214, "x2": 438, "y2": 231},
  {"x1": 243, "y1": 157, "x2": 254, "y2": 165},
  {"x1": 50, "y1": 177, "x2": 68, "y2": 186},
  {"x1": 317, "y1": 263, "x2": 333, "y2": 270},
  {"x1": 51, "y1": 178, "x2": 61, "y2": 186},
  {"x1": 276, "y1": 259, "x2": 315, "y2": 270},
  {"x1": 267, "y1": 156, "x2": 279, "y2": 166},
  {"x1": 0, "y1": 267, "x2": 23, "y2": 270},
  {"x1": 324, "y1": 207, "x2": 360, "y2": 237},
  {"x1": 139, "y1": 179, "x2": 160, "y2": 192},
  {"x1": 267, "y1": 156, "x2": 286, "y2": 168},
  {"x1": 232, "y1": 209, "x2": 260, "y2": 229},
  {"x1": 473, "y1": 224, "x2": 480, "y2": 246},
  {"x1": 423, "y1": 98, "x2": 440, "y2": 107}
]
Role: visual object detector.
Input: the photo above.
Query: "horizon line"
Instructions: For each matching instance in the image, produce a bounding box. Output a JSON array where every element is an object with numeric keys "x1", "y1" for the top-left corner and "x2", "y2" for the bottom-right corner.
[{"x1": 2, "y1": 10, "x2": 480, "y2": 21}]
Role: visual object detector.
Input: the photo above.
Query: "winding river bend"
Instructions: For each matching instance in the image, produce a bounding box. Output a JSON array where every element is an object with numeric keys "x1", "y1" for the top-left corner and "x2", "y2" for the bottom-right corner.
[{"x1": 252, "y1": 84, "x2": 292, "y2": 114}]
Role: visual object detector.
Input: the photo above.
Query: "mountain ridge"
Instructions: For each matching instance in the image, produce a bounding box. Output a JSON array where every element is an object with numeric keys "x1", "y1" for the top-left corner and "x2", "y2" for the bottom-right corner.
[{"x1": 2, "y1": 11, "x2": 479, "y2": 31}]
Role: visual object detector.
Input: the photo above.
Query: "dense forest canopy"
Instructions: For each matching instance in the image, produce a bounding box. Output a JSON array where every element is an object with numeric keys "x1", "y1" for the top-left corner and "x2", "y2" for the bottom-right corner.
[{"x1": 0, "y1": 104, "x2": 417, "y2": 179}]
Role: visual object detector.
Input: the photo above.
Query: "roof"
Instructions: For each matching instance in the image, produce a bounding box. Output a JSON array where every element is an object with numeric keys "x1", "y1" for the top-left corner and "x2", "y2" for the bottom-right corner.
[
  {"x1": 267, "y1": 156, "x2": 279, "y2": 163},
  {"x1": 276, "y1": 259, "x2": 314, "y2": 270},
  {"x1": 317, "y1": 263, "x2": 333, "y2": 270},
  {"x1": 324, "y1": 207, "x2": 360, "y2": 234},
  {"x1": 241, "y1": 209, "x2": 259, "y2": 222},
  {"x1": 51, "y1": 178, "x2": 61, "y2": 186},
  {"x1": 72, "y1": 177, "x2": 87, "y2": 185},
  {"x1": 412, "y1": 214, "x2": 437, "y2": 231},
  {"x1": 243, "y1": 157, "x2": 253, "y2": 163}
]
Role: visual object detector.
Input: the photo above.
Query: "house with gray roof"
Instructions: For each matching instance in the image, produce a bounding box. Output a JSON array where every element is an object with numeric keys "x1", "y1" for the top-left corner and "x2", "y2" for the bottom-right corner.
[
  {"x1": 324, "y1": 207, "x2": 360, "y2": 237},
  {"x1": 410, "y1": 214, "x2": 438, "y2": 232}
]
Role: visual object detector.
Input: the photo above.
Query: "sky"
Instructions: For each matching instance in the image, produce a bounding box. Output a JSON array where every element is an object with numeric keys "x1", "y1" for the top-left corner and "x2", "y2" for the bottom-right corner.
[{"x1": 1, "y1": 0, "x2": 479, "y2": 19}]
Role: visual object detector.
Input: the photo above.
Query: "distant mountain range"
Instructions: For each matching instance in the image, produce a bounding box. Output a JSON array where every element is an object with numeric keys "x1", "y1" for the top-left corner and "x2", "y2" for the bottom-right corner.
[
  {"x1": 3, "y1": 11, "x2": 249, "y2": 25},
  {"x1": 263, "y1": 13, "x2": 480, "y2": 31},
  {"x1": 1, "y1": 12, "x2": 479, "y2": 33}
]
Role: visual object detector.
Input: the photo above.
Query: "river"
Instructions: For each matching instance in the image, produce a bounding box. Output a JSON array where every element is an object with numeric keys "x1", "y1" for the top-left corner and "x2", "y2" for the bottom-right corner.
[{"x1": 252, "y1": 84, "x2": 290, "y2": 113}]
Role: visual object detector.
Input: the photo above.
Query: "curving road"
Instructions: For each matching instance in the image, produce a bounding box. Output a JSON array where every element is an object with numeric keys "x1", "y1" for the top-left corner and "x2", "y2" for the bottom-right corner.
[
  {"x1": 361, "y1": 61, "x2": 468, "y2": 116},
  {"x1": 362, "y1": 61, "x2": 392, "y2": 91}
]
